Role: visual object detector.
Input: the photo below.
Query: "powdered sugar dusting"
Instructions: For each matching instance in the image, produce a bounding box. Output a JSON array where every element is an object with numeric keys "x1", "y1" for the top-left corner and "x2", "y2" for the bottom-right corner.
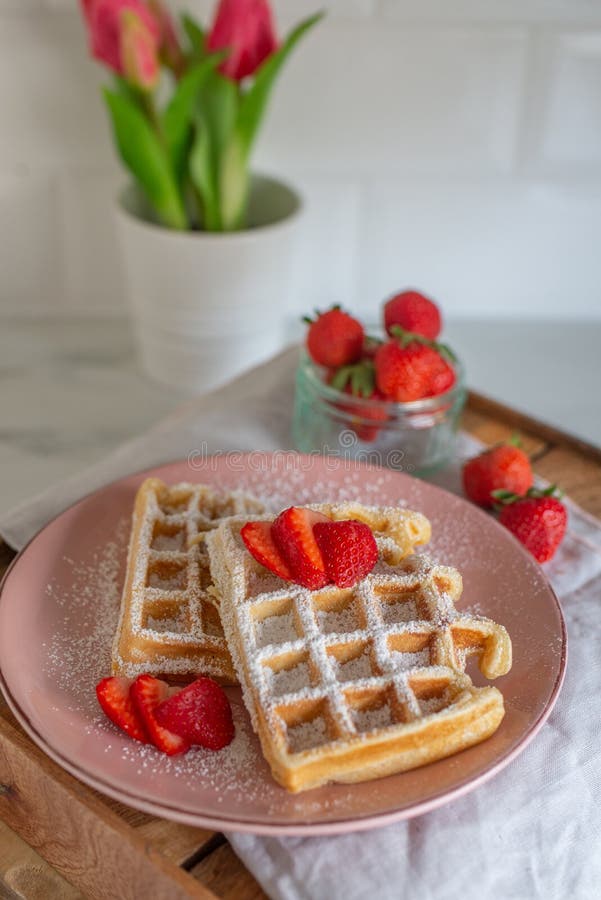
[
  {"x1": 389, "y1": 648, "x2": 430, "y2": 671},
  {"x1": 40, "y1": 524, "x2": 302, "y2": 809},
  {"x1": 35, "y1": 465, "x2": 513, "y2": 805},
  {"x1": 335, "y1": 651, "x2": 373, "y2": 682},
  {"x1": 207, "y1": 510, "x2": 511, "y2": 791},
  {"x1": 353, "y1": 703, "x2": 393, "y2": 734},
  {"x1": 380, "y1": 597, "x2": 419, "y2": 625},
  {"x1": 151, "y1": 531, "x2": 185, "y2": 552},
  {"x1": 419, "y1": 692, "x2": 451, "y2": 715},
  {"x1": 44, "y1": 518, "x2": 128, "y2": 691},
  {"x1": 288, "y1": 717, "x2": 328, "y2": 753},
  {"x1": 317, "y1": 602, "x2": 361, "y2": 635},
  {"x1": 267, "y1": 661, "x2": 312, "y2": 697},
  {"x1": 112, "y1": 482, "x2": 265, "y2": 682},
  {"x1": 255, "y1": 610, "x2": 298, "y2": 648}
]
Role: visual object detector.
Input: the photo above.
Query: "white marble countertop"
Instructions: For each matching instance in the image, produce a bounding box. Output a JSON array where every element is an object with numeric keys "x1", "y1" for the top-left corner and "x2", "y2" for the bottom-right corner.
[{"x1": 1, "y1": 315, "x2": 599, "y2": 520}]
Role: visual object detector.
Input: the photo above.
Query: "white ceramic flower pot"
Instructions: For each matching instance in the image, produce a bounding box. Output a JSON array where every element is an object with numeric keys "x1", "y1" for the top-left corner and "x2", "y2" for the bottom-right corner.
[{"x1": 116, "y1": 175, "x2": 303, "y2": 391}]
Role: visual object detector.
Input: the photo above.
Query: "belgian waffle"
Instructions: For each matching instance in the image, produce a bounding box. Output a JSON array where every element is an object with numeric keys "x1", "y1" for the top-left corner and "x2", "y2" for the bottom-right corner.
[
  {"x1": 111, "y1": 478, "x2": 264, "y2": 683},
  {"x1": 206, "y1": 517, "x2": 512, "y2": 792}
]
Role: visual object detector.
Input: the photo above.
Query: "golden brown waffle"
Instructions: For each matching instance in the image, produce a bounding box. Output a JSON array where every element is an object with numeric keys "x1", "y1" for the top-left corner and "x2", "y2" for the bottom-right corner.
[
  {"x1": 112, "y1": 478, "x2": 264, "y2": 683},
  {"x1": 206, "y1": 518, "x2": 512, "y2": 792},
  {"x1": 310, "y1": 502, "x2": 432, "y2": 565}
]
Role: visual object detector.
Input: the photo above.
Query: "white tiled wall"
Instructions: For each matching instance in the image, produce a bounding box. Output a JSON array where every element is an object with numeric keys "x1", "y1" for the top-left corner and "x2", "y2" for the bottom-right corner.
[{"x1": 1, "y1": 1, "x2": 601, "y2": 319}]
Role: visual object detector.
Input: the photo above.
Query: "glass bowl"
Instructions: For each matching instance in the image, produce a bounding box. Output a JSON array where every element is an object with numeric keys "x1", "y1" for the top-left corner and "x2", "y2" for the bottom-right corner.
[{"x1": 292, "y1": 351, "x2": 466, "y2": 476}]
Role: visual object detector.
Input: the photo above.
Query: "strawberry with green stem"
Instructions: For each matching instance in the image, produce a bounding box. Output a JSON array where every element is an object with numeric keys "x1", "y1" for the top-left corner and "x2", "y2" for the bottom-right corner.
[
  {"x1": 462, "y1": 436, "x2": 533, "y2": 508},
  {"x1": 383, "y1": 290, "x2": 442, "y2": 340},
  {"x1": 375, "y1": 326, "x2": 457, "y2": 402},
  {"x1": 304, "y1": 306, "x2": 364, "y2": 368},
  {"x1": 329, "y1": 359, "x2": 389, "y2": 442},
  {"x1": 493, "y1": 485, "x2": 567, "y2": 563}
]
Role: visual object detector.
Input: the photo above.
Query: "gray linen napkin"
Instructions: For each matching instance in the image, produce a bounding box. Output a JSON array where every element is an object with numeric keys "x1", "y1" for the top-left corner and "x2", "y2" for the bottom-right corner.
[{"x1": 1, "y1": 349, "x2": 599, "y2": 900}]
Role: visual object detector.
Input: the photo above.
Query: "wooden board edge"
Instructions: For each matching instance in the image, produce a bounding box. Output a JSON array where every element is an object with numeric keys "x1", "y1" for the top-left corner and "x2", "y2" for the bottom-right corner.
[
  {"x1": 467, "y1": 390, "x2": 601, "y2": 463},
  {"x1": 0, "y1": 716, "x2": 216, "y2": 900}
]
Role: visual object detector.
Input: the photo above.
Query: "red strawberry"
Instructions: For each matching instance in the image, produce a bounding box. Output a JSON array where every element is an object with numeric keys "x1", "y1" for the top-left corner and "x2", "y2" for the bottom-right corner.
[
  {"x1": 155, "y1": 677, "x2": 234, "y2": 751},
  {"x1": 328, "y1": 361, "x2": 389, "y2": 442},
  {"x1": 374, "y1": 331, "x2": 456, "y2": 402},
  {"x1": 272, "y1": 507, "x2": 331, "y2": 589},
  {"x1": 384, "y1": 290, "x2": 442, "y2": 340},
  {"x1": 96, "y1": 676, "x2": 149, "y2": 744},
  {"x1": 463, "y1": 442, "x2": 533, "y2": 508},
  {"x1": 130, "y1": 674, "x2": 190, "y2": 756},
  {"x1": 495, "y1": 487, "x2": 567, "y2": 563},
  {"x1": 313, "y1": 520, "x2": 378, "y2": 588},
  {"x1": 241, "y1": 520, "x2": 294, "y2": 581},
  {"x1": 305, "y1": 307, "x2": 364, "y2": 368},
  {"x1": 341, "y1": 385, "x2": 389, "y2": 442}
]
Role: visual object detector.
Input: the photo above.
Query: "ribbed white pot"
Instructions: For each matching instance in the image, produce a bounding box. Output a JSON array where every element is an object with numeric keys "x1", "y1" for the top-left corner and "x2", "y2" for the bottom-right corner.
[{"x1": 116, "y1": 175, "x2": 303, "y2": 391}]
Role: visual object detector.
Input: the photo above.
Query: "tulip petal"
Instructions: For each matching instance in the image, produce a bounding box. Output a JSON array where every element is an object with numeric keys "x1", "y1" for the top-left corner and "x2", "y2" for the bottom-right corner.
[
  {"x1": 207, "y1": 0, "x2": 278, "y2": 82},
  {"x1": 120, "y1": 9, "x2": 160, "y2": 90}
]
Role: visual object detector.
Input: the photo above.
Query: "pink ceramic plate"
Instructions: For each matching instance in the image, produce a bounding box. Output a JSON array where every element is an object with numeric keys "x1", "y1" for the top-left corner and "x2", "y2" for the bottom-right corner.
[{"x1": 0, "y1": 454, "x2": 566, "y2": 835}]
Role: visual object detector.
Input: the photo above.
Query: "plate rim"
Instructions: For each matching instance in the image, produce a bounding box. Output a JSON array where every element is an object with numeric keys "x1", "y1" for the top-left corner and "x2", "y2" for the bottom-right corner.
[{"x1": 0, "y1": 453, "x2": 568, "y2": 835}]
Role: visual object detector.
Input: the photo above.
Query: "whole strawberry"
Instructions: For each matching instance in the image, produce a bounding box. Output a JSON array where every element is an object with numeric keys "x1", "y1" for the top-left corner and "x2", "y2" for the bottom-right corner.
[
  {"x1": 495, "y1": 487, "x2": 567, "y2": 563},
  {"x1": 374, "y1": 328, "x2": 456, "y2": 402},
  {"x1": 384, "y1": 290, "x2": 442, "y2": 340},
  {"x1": 463, "y1": 441, "x2": 533, "y2": 508},
  {"x1": 305, "y1": 306, "x2": 364, "y2": 368}
]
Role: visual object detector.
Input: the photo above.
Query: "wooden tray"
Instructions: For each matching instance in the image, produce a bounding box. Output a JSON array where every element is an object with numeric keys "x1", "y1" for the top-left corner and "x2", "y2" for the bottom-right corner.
[{"x1": 1, "y1": 391, "x2": 600, "y2": 900}]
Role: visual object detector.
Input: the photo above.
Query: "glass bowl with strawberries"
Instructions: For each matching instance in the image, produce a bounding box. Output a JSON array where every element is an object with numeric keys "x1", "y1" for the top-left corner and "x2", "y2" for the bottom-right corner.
[{"x1": 292, "y1": 291, "x2": 467, "y2": 475}]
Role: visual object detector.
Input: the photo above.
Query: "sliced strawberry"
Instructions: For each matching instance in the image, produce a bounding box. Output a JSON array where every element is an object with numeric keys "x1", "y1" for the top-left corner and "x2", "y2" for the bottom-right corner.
[
  {"x1": 272, "y1": 507, "x2": 331, "y2": 590},
  {"x1": 313, "y1": 520, "x2": 378, "y2": 588},
  {"x1": 96, "y1": 676, "x2": 149, "y2": 744},
  {"x1": 130, "y1": 674, "x2": 190, "y2": 756},
  {"x1": 241, "y1": 521, "x2": 294, "y2": 580},
  {"x1": 155, "y1": 677, "x2": 235, "y2": 751}
]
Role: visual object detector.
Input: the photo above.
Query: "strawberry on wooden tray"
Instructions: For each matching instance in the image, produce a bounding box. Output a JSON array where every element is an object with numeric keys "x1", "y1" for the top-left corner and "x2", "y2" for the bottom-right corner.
[
  {"x1": 462, "y1": 441, "x2": 533, "y2": 508},
  {"x1": 494, "y1": 487, "x2": 567, "y2": 563}
]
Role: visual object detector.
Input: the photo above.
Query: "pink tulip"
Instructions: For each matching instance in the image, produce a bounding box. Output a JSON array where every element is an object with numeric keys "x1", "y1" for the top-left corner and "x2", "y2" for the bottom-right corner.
[
  {"x1": 121, "y1": 10, "x2": 160, "y2": 90},
  {"x1": 207, "y1": 0, "x2": 278, "y2": 82},
  {"x1": 79, "y1": 0, "x2": 159, "y2": 76},
  {"x1": 80, "y1": 0, "x2": 95, "y2": 22}
]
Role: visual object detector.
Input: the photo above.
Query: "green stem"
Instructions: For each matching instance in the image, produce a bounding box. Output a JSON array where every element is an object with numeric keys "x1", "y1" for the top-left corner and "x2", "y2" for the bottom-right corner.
[
  {"x1": 141, "y1": 91, "x2": 164, "y2": 144},
  {"x1": 141, "y1": 90, "x2": 189, "y2": 230}
]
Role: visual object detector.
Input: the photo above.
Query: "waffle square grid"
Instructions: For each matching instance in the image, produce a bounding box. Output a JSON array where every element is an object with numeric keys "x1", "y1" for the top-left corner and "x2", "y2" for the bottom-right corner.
[
  {"x1": 111, "y1": 478, "x2": 264, "y2": 683},
  {"x1": 207, "y1": 514, "x2": 511, "y2": 792},
  {"x1": 244, "y1": 556, "x2": 509, "y2": 749}
]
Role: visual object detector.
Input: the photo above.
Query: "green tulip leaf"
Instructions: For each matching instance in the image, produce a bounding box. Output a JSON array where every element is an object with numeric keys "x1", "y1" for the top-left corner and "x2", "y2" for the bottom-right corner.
[
  {"x1": 194, "y1": 70, "x2": 239, "y2": 230},
  {"x1": 189, "y1": 116, "x2": 221, "y2": 231},
  {"x1": 235, "y1": 12, "x2": 324, "y2": 161},
  {"x1": 162, "y1": 56, "x2": 223, "y2": 182},
  {"x1": 219, "y1": 136, "x2": 249, "y2": 230},
  {"x1": 103, "y1": 88, "x2": 187, "y2": 230},
  {"x1": 181, "y1": 12, "x2": 207, "y2": 63},
  {"x1": 198, "y1": 71, "x2": 239, "y2": 165},
  {"x1": 112, "y1": 74, "x2": 145, "y2": 109}
]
